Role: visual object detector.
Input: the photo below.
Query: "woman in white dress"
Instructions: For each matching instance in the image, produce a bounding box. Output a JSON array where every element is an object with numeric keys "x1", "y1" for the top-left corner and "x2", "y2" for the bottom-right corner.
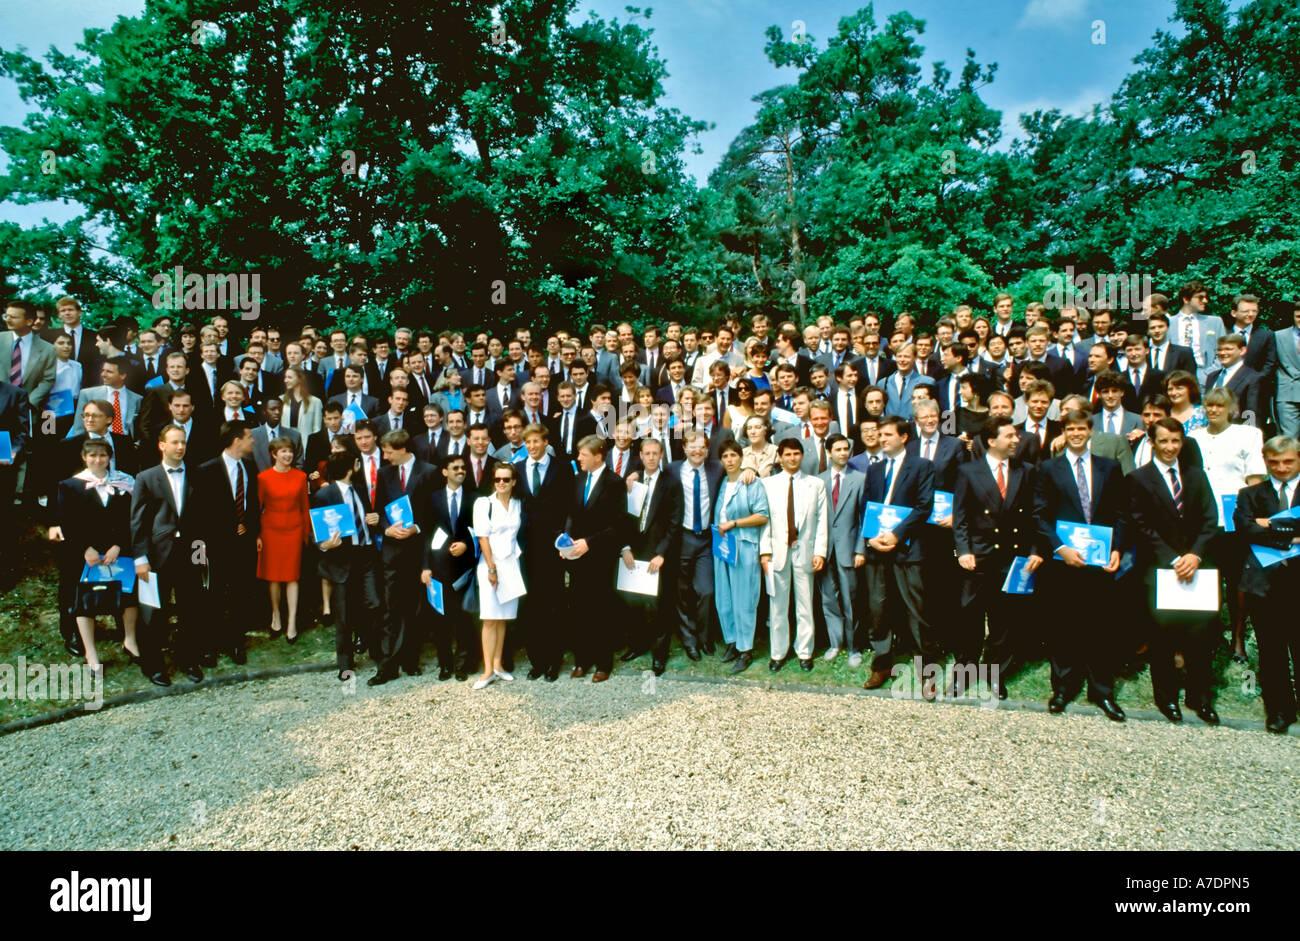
[{"x1": 471, "y1": 463, "x2": 525, "y2": 689}]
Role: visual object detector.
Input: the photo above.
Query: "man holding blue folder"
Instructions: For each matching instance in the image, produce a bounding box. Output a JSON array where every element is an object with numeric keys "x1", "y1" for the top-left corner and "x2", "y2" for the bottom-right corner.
[
  {"x1": 313, "y1": 452, "x2": 379, "y2": 680},
  {"x1": 1033, "y1": 408, "x2": 1129, "y2": 721}
]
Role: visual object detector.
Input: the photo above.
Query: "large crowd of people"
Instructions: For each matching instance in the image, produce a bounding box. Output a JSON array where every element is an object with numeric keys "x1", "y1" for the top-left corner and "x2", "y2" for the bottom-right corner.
[{"x1": 2, "y1": 284, "x2": 1298, "y2": 732}]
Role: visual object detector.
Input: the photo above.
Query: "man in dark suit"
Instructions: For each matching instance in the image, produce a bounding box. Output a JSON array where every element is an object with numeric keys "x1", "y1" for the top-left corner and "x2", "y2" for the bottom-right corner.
[
  {"x1": 1205, "y1": 334, "x2": 1266, "y2": 427},
  {"x1": 312, "y1": 452, "x2": 381, "y2": 679},
  {"x1": 1229, "y1": 294, "x2": 1276, "y2": 376},
  {"x1": 195, "y1": 420, "x2": 261, "y2": 665},
  {"x1": 1118, "y1": 334, "x2": 1166, "y2": 414},
  {"x1": 43, "y1": 295, "x2": 98, "y2": 376},
  {"x1": 1131, "y1": 394, "x2": 1204, "y2": 470},
  {"x1": 1033, "y1": 408, "x2": 1129, "y2": 721},
  {"x1": 0, "y1": 379, "x2": 29, "y2": 589},
  {"x1": 952, "y1": 416, "x2": 1042, "y2": 700},
  {"x1": 861, "y1": 416, "x2": 938, "y2": 697},
  {"x1": 463, "y1": 424, "x2": 498, "y2": 496},
  {"x1": 372, "y1": 386, "x2": 414, "y2": 438},
  {"x1": 136, "y1": 352, "x2": 192, "y2": 439},
  {"x1": 546, "y1": 382, "x2": 593, "y2": 460},
  {"x1": 419, "y1": 452, "x2": 478, "y2": 680},
  {"x1": 654, "y1": 357, "x2": 690, "y2": 406},
  {"x1": 692, "y1": 398, "x2": 735, "y2": 463},
  {"x1": 517, "y1": 422, "x2": 573, "y2": 680},
  {"x1": 1016, "y1": 382, "x2": 1062, "y2": 466},
  {"x1": 305, "y1": 403, "x2": 346, "y2": 472},
  {"x1": 187, "y1": 341, "x2": 232, "y2": 419},
  {"x1": 668, "y1": 430, "x2": 724, "y2": 660},
  {"x1": 605, "y1": 420, "x2": 642, "y2": 480},
  {"x1": 564, "y1": 434, "x2": 629, "y2": 682},
  {"x1": 409, "y1": 403, "x2": 447, "y2": 466},
  {"x1": 328, "y1": 365, "x2": 381, "y2": 422},
  {"x1": 130, "y1": 424, "x2": 206, "y2": 685},
  {"x1": 1128, "y1": 418, "x2": 1220, "y2": 724},
  {"x1": 907, "y1": 398, "x2": 967, "y2": 649},
  {"x1": 623, "y1": 437, "x2": 682, "y2": 670},
  {"x1": 1146, "y1": 312, "x2": 1198, "y2": 376},
  {"x1": 1233, "y1": 436, "x2": 1300, "y2": 733},
  {"x1": 369, "y1": 429, "x2": 438, "y2": 685}
]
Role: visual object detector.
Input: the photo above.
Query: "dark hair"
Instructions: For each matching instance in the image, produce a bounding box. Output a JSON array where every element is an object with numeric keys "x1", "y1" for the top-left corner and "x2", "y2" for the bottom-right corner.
[
  {"x1": 1150, "y1": 416, "x2": 1185, "y2": 440},
  {"x1": 4, "y1": 299, "x2": 36, "y2": 320},
  {"x1": 1139, "y1": 393, "x2": 1173, "y2": 414},
  {"x1": 776, "y1": 437, "x2": 804, "y2": 456},
  {"x1": 1061, "y1": 408, "x2": 1092, "y2": 428},
  {"x1": 825, "y1": 433, "x2": 849, "y2": 451},
  {"x1": 718, "y1": 439, "x2": 744, "y2": 459},
  {"x1": 218, "y1": 420, "x2": 250, "y2": 449},
  {"x1": 877, "y1": 416, "x2": 910, "y2": 438},
  {"x1": 324, "y1": 452, "x2": 355, "y2": 481},
  {"x1": 979, "y1": 415, "x2": 1014, "y2": 447}
]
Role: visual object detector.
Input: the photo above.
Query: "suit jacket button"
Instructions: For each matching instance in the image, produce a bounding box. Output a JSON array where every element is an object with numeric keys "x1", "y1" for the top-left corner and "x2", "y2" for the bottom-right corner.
[
  {"x1": 994, "y1": 544, "x2": 1000, "y2": 549},
  {"x1": 175, "y1": 530, "x2": 181, "y2": 537}
]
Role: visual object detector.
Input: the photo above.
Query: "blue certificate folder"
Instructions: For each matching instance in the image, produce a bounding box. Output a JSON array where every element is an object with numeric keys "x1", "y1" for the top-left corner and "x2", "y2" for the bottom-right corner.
[
  {"x1": 47, "y1": 389, "x2": 75, "y2": 418},
  {"x1": 1250, "y1": 506, "x2": 1300, "y2": 568},
  {"x1": 1220, "y1": 493, "x2": 1237, "y2": 532},
  {"x1": 426, "y1": 579, "x2": 445, "y2": 615},
  {"x1": 861, "y1": 502, "x2": 913, "y2": 540},
  {"x1": 711, "y1": 525, "x2": 737, "y2": 565},
  {"x1": 1055, "y1": 521, "x2": 1112, "y2": 567},
  {"x1": 0, "y1": 431, "x2": 10, "y2": 463},
  {"x1": 384, "y1": 495, "x2": 414, "y2": 527},
  {"x1": 80, "y1": 561, "x2": 136, "y2": 594},
  {"x1": 928, "y1": 490, "x2": 953, "y2": 524},
  {"x1": 1001, "y1": 557, "x2": 1036, "y2": 594},
  {"x1": 310, "y1": 505, "x2": 357, "y2": 543}
]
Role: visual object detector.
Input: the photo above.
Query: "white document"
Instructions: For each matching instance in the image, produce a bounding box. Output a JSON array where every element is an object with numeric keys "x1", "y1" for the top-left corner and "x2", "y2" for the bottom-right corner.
[
  {"x1": 764, "y1": 567, "x2": 776, "y2": 597},
  {"x1": 137, "y1": 572, "x2": 161, "y2": 609},
  {"x1": 494, "y1": 556, "x2": 528, "y2": 604},
  {"x1": 627, "y1": 481, "x2": 648, "y2": 517},
  {"x1": 1155, "y1": 568, "x2": 1220, "y2": 612},
  {"x1": 616, "y1": 560, "x2": 659, "y2": 596},
  {"x1": 429, "y1": 527, "x2": 449, "y2": 551}
]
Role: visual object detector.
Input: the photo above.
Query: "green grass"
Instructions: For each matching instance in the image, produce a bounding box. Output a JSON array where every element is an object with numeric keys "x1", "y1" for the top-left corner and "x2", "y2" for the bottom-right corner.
[{"x1": 0, "y1": 520, "x2": 1271, "y2": 726}]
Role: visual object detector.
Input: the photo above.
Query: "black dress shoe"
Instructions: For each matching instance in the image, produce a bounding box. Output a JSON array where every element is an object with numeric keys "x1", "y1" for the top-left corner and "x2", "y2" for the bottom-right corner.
[
  {"x1": 769, "y1": 657, "x2": 785, "y2": 673},
  {"x1": 367, "y1": 670, "x2": 395, "y2": 687},
  {"x1": 799, "y1": 658, "x2": 813, "y2": 672},
  {"x1": 405, "y1": 665, "x2": 422, "y2": 676},
  {"x1": 544, "y1": 667, "x2": 560, "y2": 682},
  {"x1": 1047, "y1": 693, "x2": 1069, "y2": 714},
  {"x1": 184, "y1": 666, "x2": 204, "y2": 683},
  {"x1": 684, "y1": 647, "x2": 702, "y2": 662},
  {"x1": 320, "y1": 609, "x2": 335, "y2": 626},
  {"x1": 286, "y1": 632, "x2": 299, "y2": 645},
  {"x1": 1193, "y1": 701, "x2": 1219, "y2": 725},
  {"x1": 527, "y1": 667, "x2": 544, "y2": 680},
  {"x1": 201, "y1": 653, "x2": 217, "y2": 668},
  {"x1": 719, "y1": 643, "x2": 739, "y2": 664},
  {"x1": 1156, "y1": 701, "x2": 1183, "y2": 723},
  {"x1": 454, "y1": 671, "x2": 468, "y2": 682},
  {"x1": 652, "y1": 659, "x2": 666, "y2": 676},
  {"x1": 230, "y1": 647, "x2": 247, "y2": 665},
  {"x1": 620, "y1": 648, "x2": 644, "y2": 663},
  {"x1": 65, "y1": 636, "x2": 85, "y2": 657},
  {"x1": 729, "y1": 652, "x2": 752, "y2": 675},
  {"x1": 436, "y1": 668, "x2": 452, "y2": 681},
  {"x1": 1266, "y1": 714, "x2": 1291, "y2": 734},
  {"x1": 996, "y1": 683, "x2": 1009, "y2": 701},
  {"x1": 1096, "y1": 698, "x2": 1126, "y2": 722},
  {"x1": 701, "y1": 640, "x2": 716, "y2": 655},
  {"x1": 148, "y1": 672, "x2": 171, "y2": 687}
]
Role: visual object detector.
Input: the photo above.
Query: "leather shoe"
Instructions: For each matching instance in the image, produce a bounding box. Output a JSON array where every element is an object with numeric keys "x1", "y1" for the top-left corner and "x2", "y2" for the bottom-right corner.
[
  {"x1": 1266, "y1": 714, "x2": 1291, "y2": 734},
  {"x1": 591, "y1": 671, "x2": 610, "y2": 683},
  {"x1": 1191, "y1": 699, "x2": 1219, "y2": 725},
  {"x1": 684, "y1": 647, "x2": 702, "y2": 662},
  {"x1": 798, "y1": 658, "x2": 813, "y2": 672},
  {"x1": 405, "y1": 665, "x2": 422, "y2": 677},
  {"x1": 619, "y1": 648, "x2": 644, "y2": 663},
  {"x1": 1047, "y1": 693, "x2": 1069, "y2": 714},
  {"x1": 720, "y1": 643, "x2": 739, "y2": 664},
  {"x1": 527, "y1": 667, "x2": 544, "y2": 680},
  {"x1": 230, "y1": 647, "x2": 247, "y2": 665},
  {"x1": 701, "y1": 640, "x2": 715, "y2": 655},
  {"x1": 65, "y1": 636, "x2": 85, "y2": 657},
  {"x1": 571, "y1": 666, "x2": 587, "y2": 679},
  {"x1": 994, "y1": 682, "x2": 1009, "y2": 701},
  {"x1": 768, "y1": 657, "x2": 785, "y2": 673},
  {"x1": 1156, "y1": 701, "x2": 1183, "y2": 723},
  {"x1": 367, "y1": 670, "x2": 396, "y2": 687},
  {"x1": 148, "y1": 672, "x2": 171, "y2": 688},
  {"x1": 651, "y1": 659, "x2": 666, "y2": 677},
  {"x1": 438, "y1": 668, "x2": 454, "y2": 681},
  {"x1": 863, "y1": 669, "x2": 890, "y2": 690},
  {"x1": 544, "y1": 667, "x2": 560, "y2": 682},
  {"x1": 454, "y1": 670, "x2": 468, "y2": 682},
  {"x1": 184, "y1": 666, "x2": 204, "y2": 683},
  {"x1": 729, "y1": 652, "x2": 752, "y2": 675},
  {"x1": 1096, "y1": 698, "x2": 1126, "y2": 722}
]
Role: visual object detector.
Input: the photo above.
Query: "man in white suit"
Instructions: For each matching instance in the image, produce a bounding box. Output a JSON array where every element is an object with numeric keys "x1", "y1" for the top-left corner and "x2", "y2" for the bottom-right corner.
[
  {"x1": 760, "y1": 438, "x2": 828, "y2": 672},
  {"x1": 1275, "y1": 301, "x2": 1300, "y2": 438}
]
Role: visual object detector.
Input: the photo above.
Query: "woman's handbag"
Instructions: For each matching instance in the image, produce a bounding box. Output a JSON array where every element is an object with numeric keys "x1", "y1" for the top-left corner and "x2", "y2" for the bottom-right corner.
[{"x1": 73, "y1": 579, "x2": 122, "y2": 617}]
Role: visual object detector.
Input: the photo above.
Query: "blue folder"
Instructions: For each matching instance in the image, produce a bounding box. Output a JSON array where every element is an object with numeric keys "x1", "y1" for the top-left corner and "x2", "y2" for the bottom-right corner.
[
  {"x1": 145, "y1": 375, "x2": 164, "y2": 389},
  {"x1": 310, "y1": 505, "x2": 357, "y2": 543},
  {"x1": 384, "y1": 495, "x2": 414, "y2": 528},
  {"x1": 1054, "y1": 521, "x2": 1113, "y2": 567},
  {"x1": 1250, "y1": 506, "x2": 1300, "y2": 567},
  {"x1": 1001, "y1": 557, "x2": 1036, "y2": 594},
  {"x1": 47, "y1": 389, "x2": 75, "y2": 418},
  {"x1": 1219, "y1": 493, "x2": 1237, "y2": 532},
  {"x1": 861, "y1": 501, "x2": 913, "y2": 540},
  {"x1": 928, "y1": 490, "x2": 953, "y2": 524},
  {"x1": 0, "y1": 431, "x2": 11, "y2": 463},
  {"x1": 711, "y1": 525, "x2": 737, "y2": 565},
  {"x1": 426, "y1": 579, "x2": 445, "y2": 615}
]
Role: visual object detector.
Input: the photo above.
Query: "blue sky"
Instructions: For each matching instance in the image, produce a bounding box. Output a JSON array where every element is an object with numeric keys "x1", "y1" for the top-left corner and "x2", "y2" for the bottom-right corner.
[{"x1": 0, "y1": 0, "x2": 1179, "y2": 228}]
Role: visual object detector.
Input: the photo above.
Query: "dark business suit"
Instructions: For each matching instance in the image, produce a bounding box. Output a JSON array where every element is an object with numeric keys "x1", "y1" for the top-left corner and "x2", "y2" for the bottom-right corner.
[
  {"x1": 421, "y1": 485, "x2": 478, "y2": 674},
  {"x1": 195, "y1": 454, "x2": 262, "y2": 658},
  {"x1": 0, "y1": 381, "x2": 29, "y2": 584},
  {"x1": 518, "y1": 454, "x2": 574, "y2": 676},
  {"x1": 129, "y1": 462, "x2": 205, "y2": 676},
  {"x1": 545, "y1": 409, "x2": 594, "y2": 460},
  {"x1": 1234, "y1": 478, "x2": 1300, "y2": 723},
  {"x1": 628, "y1": 467, "x2": 683, "y2": 660},
  {"x1": 1119, "y1": 366, "x2": 1167, "y2": 414},
  {"x1": 564, "y1": 466, "x2": 629, "y2": 674},
  {"x1": 1128, "y1": 461, "x2": 1219, "y2": 708},
  {"x1": 1239, "y1": 325, "x2": 1276, "y2": 377},
  {"x1": 312, "y1": 480, "x2": 380, "y2": 673},
  {"x1": 863, "y1": 453, "x2": 937, "y2": 671},
  {"x1": 908, "y1": 433, "x2": 967, "y2": 650},
  {"x1": 952, "y1": 457, "x2": 1040, "y2": 687},
  {"x1": 1033, "y1": 451, "x2": 1129, "y2": 703},
  {"x1": 1147, "y1": 342, "x2": 1196, "y2": 377},
  {"x1": 669, "y1": 458, "x2": 724, "y2": 654},
  {"x1": 373, "y1": 458, "x2": 438, "y2": 676}
]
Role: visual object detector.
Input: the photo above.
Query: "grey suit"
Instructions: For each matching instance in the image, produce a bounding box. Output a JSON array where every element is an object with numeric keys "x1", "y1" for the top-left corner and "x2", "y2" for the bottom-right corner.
[
  {"x1": 1275, "y1": 326, "x2": 1300, "y2": 437},
  {"x1": 1092, "y1": 407, "x2": 1141, "y2": 439},
  {"x1": 0, "y1": 331, "x2": 57, "y2": 412},
  {"x1": 797, "y1": 429, "x2": 843, "y2": 475},
  {"x1": 250, "y1": 424, "x2": 303, "y2": 471},
  {"x1": 70, "y1": 385, "x2": 141, "y2": 440},
  {"x1": 1170, "y1": 311, "x2": 1224, "y2": 384},
  {"x1": 817, "y1": 466, "x2": 868, "y2": 651}
]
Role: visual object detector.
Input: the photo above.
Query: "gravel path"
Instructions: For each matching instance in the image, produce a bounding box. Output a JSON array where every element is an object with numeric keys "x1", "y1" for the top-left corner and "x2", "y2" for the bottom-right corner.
[{"x1": 4, "y1": 671, "x2": 1297, "y2": 850}]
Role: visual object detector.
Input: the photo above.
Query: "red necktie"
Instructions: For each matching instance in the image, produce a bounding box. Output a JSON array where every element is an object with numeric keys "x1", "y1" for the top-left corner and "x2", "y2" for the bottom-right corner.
[
  {"x1": 474, "y1": 458, "x2": 481, "y2": 486},
  {"x1": 832, "y1": 472, "x2": 840, "y2": 510},
  {"x1": 996, "y1": 461, "x2": 1006, "y2": 499},
  {"x1": 400, "y1": 463, "x2": 408, "y2": 492},
  {"x1": 616, "y1": 451, "x2": 624, "y2": 476},
  {"x1": 368, "y1": 457, "x2": 378, "y2": 506},
  {"x1": 111, "y1": 390, "x2": 124, "y2": 435}
]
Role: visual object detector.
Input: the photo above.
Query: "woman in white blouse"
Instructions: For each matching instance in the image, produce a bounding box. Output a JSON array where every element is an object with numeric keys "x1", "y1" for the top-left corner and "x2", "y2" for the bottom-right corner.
[
  {"x1": 472, "y1": 463, "x2": 526, "y2": 689},
  {"x1": 1190, "y1": 386, "x2": 1267, "y2": 663},
  {"x1": 280, "y1": 366, "x2": 322, "y2": 437},
  {"x1": 50, "y1": 333, "x2": 83, "y2": 438}
]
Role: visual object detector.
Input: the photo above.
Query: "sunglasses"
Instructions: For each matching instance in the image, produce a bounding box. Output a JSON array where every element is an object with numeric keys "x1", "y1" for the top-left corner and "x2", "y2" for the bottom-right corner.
[{"x1": 494, "y1": 477, "x2": 514, "y2": 484}]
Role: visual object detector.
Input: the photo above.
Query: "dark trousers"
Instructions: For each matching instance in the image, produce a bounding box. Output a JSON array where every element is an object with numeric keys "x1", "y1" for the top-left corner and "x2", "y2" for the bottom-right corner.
[
  {"x1": 521, "y1": 549, "x2": 566, "y2": 671},
  {"x1": 0, "y1": 466, "x2": 17, "y2": 581},
  {"x1": 208, "y1": 536, "x2": 257, "y2": 656},
  {"x1": 865, "y1": 558, "x2": 936, "y2": 670},
  {"x1": 674, "y1": 529, "x2": 712, "y2": 652},
  {"x1": 1253, "y1": 591, "x2": 1299, "y2": 721},
  {"x1": 956, "y1": 554, "x2": 1021, "y2": 681},
  {"x1": 569, "y1": 555, "x2": 615, "y2": 672},
  {"x1": 1148, "y1": 609, "x2": 1215, "y2": 705},
  {"x1": 138, "y1": 553, "x2": 204, "y2": 676},
  {"x1": 1045, "y1": 563, "x2": 1117, "y2": 702},
  {"x1": 430, "y1": 574, "x2": 477, "y2": 672},
  {"x1": 921, "y1": 528, "x2": 960, "y2": 653},
  {"x1": 328, "y1": 546, "x2": 380, "y2": 673},
  {"x1": 378, "y1": 544, "x2": 424, "y2": 673}
]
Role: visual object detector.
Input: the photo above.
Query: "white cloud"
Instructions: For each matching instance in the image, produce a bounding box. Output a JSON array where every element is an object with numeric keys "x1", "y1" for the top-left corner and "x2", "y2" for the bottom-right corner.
[
  {"x1": 997, "y1": 86, "x2": 1109, "y2": 146},
  {"x1": 1018, "y1": 0, "x2": 1090, "y2": 29}
]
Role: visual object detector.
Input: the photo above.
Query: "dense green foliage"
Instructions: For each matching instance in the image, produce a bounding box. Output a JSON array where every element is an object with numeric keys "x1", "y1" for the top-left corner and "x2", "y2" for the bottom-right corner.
[{"x1": 2, "y1": 0, "x2": 1297, "y2": 332}]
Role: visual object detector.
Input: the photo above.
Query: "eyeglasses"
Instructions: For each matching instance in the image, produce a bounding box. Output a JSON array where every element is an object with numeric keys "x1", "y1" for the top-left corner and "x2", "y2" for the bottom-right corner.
[{"x1": 494, "y1": 477, "x2": 513, "y2": 484}]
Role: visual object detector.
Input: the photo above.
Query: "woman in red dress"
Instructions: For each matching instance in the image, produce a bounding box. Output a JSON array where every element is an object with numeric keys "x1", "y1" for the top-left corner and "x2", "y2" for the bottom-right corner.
[{"x1": 257, "y1": 437, "x2": 312, "y2": 642}]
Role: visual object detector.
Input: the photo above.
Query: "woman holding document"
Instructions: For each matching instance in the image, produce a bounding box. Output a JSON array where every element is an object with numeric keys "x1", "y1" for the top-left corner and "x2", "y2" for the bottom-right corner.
[
  {"x1": 712, "y1": 440, "x2": 769, "y2": 674},
  {"x1": 472, "y1": 463, "x2": 526, "y2": 689}
]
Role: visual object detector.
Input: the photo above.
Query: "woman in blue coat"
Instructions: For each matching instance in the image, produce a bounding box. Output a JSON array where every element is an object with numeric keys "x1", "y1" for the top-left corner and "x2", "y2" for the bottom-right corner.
[{"x1": 713, "y1": 440, "x2": 770, "y2": 674}]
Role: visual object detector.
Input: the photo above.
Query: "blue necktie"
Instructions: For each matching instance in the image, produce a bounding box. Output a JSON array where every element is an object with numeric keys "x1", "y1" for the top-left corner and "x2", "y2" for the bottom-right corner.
[
  {"x1": 449, "y1": 490, "x2": 459, "y2": 530},
  {"x1": 882, "y1": 459, "x2": 894, "y2": 498},
  {"x1": 692, "y1": 468, "x2": 703, "y2": 535},
  {"x1": 583, "y1": 472, "x2": 592, "y2": 504}
]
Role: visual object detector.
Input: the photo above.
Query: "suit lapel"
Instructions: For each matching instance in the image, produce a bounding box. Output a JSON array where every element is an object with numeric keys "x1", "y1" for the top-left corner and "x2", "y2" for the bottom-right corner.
[{"x1": 972, "y1": 459, "x2": 1001, "y2": 507}]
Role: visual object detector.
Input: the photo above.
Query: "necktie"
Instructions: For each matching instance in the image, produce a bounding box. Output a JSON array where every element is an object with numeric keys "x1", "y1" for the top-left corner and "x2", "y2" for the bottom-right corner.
[
  {"x1": 717, "y1": 390, "x2": 725, "y2": 417},
  {"x1": 167, "y1": 466, "x2": 184, "y2": 512},
  {"x1": 400, "y1": 463, "x2": 408, "y2": 492},
  {"x1": 692, "y1": 468, "x2": 702, "y2": 535},
  {"x1": 639, "y1": 476, "x2": 653, "y2": 531},
  {"x1": 832, "y1": 472, "x2": 840, "y2": 510},
  {"x1": 803, "y1": 424, "x2": 810, "y2": 439},
  {"x1": 818, "y1": 438, "x2": 827, "y2": 473},
  {"x1": 1131, "y1": 369, "x2": 1140, "y2": 390},
  {"x1": 449, "y1": 490, "x2": 459, "y2": 530},
  {"x1": 924, "y1": 438, "x2": 933, "y2": 461},
  {"x1": 1107, "y1": 412, "x2": 1117, "y2": 435},
  {"x1": 996, "y1": 461, "x2": 1006, "y2": 499},
  {"x1": 1278, "y1": 482, "x2": 1290, "y2": 514},
  {"x1": 583, "y1": 472, "x2": 593, "y2": 504},
  {"x1": 1152, "y1": 348, "x2": 1162, "y2": 371},
  {"x1": 474, "y1": 458, "x2": 482, "y2": 486},
  {"x1": 208, "y1": 366, "x2": 216, "y2": 398},
  {"x1": 1033, "y1": 423, "x2": 1043, "y2": 446},
  {"x1": 111, "y1": 390, "x2": 124, "y2": 434},
  {"x1": 1212, "y1": 371, "x2": 1224, "y2": 389},
  {"x1": 368, "y1": 456, "x2": 377, "y2": 506},
  {"x1": 419, "y1": 376, "x2": 429, "y2": 400},
  {"x1": 349, "y1": 488, "x2": 367, "y2": 544},
  {"x1": 786, "y1": 476, "x2": 797, "y2": 546},
  {"x1": 846, "y1": 394, "x2": 854, "y2": 427},
  {"x1": 146, "y1": 355, "x2": 154, "y2": 376},
  {"x1": 500, "y1": 386, "x2": 509, "y2": 406},
  {"x1": 1182, "y1": 317, "x2": 1193, "y2": 347},
  {"x1": 531, "y1": 461, "x2": 541, "y2": 494},
  {"x1": 562, "y1": 412, "x2": 571, "y2": 451},
  {"x1": 615, "y1": 451, "x2": 624, "y2": 476},
  {"x1": 350, "y1": 393, "x2": 357, "y2": 409},
  {"x1": 1168, "y1": 467, "x2": 1183, "y2": 512},
  {"x1": 1076, "y1": 457, "x2": 1091, "y2": 523},
  {"x1": 453, "y1": 440, "x2": 462, "y2": 456},
  {"x1": 882, "y1": 459, "x2": 894, "y2": 499},
  {"x1": 234, "y1": 461, "x2": 245, "y2": 526},
  {"x1": 9, "y1": 338, "x2": 20, "y2": 384}
]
